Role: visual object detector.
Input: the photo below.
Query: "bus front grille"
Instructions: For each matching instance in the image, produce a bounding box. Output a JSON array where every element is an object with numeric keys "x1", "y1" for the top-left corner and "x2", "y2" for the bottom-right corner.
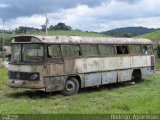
[{"x1": 8, "y1": 71, "x2": 40, "y2": 81}]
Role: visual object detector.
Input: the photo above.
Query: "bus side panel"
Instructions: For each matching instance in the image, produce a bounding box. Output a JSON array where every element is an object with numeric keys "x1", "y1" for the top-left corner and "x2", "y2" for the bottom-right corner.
[
  {"x1": 83, "y1": 58, "x2": 102, "y2": 73},
  {"x1": 118, "y1": 69, "x2": 133, "y2": 82},
  {"x1": 102, "y1": 71, "x2": 117, "y2": 84},
  {"x1": 64, "y1": 59, "x2": 76, "y2": 74},
  {"x1": 45, "y1": 64, "x2": 64, "y2": 76},
  {"x1": 43, "y1": 76, "x2": 66, "y2": 92},
  {"x1": 141, "y1": 67, "x2": 155, "y2": 79},
  {"x1": 84, "y1": 73, "x2": 101, "y2": 87}
]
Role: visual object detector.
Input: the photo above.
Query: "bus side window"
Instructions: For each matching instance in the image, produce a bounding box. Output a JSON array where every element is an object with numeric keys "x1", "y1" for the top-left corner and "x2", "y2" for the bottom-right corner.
[
  {"x1": 130, "y1": 45, "x2": 141, "y2": 54},
  {"x1": 99, "y1": 45, "x2": 115, "y2": 56},
  {"x1": 81, "y1": 45, "x2": 99, "y2": 57},
  {"x1": 90, "y1": 45, "x2": 99, "y2": 56},
  {"x1": 116, "y1": 46, "x2": 129, "y2": 54},
  {"x1": 81, "y1": 45, "x2": 91, "y2": 57},
  {"x1": 142, "y1": 45, "x2": 153, "y2": 55},
  {"x1": 71, "y1": 45, "x2": 82, "y2": 57},
  {"x1": 61, "y1": 45, "x2": 82, "y2": 58},
  {"x1": 142, "y1": 45, "x2": 148, "y2": 55},
  {"x1": 107, "y1": 46, "x2": 115, "y2": 55},
  {"x1": 47, "y1": 45, "x2": 61, "y2": 58},
  {"x1": 61, "y1": 45, "x2": 72, "y2": 58},
  {"x1": 99, "y1": 45, "x2": 108, "y2": 56},
  {"x1": 147, "y1": 45, "x2": 153, "y2": 55}
]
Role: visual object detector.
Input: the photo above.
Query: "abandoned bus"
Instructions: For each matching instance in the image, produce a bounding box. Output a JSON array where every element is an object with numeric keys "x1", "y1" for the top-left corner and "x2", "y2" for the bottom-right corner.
[{"x1": 8, "y1": 35, "x2": 155, "y2": 95}]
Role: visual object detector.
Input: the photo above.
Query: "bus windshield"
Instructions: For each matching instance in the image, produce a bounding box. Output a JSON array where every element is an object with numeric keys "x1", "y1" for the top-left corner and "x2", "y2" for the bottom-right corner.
[
  {"x1": 11, "y1": 44, "x2": 44, "y2": 63},
  {"x1": 11, "y1": 44, "x2": 21, "y2": 63}
]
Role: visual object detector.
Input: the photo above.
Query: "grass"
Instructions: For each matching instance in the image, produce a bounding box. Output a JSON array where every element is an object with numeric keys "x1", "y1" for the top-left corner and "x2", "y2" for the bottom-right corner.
[
  {"x1": 0, "y1": 68, "x2": 160, "y2": 115},
  {"x1": 156, "y1": 59, "x2": 160, "y2": 69},
  {"x1": 136, "y1": 30, "x2": 160, "y2": 42},
  {"x1": 29, "y1": 30, "x2": 108, "y2": 37}
]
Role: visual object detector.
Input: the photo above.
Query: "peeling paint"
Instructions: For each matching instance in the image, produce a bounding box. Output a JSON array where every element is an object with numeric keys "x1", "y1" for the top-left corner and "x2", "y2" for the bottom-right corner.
[{"x1": 11, "y1": 35, "x2": 153, "y2": 44}]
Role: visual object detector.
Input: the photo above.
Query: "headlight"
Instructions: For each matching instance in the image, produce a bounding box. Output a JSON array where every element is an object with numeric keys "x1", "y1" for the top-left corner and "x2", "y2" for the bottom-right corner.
[{"x1": 30, "y1": 74, "x2": 38, "y2": 80}]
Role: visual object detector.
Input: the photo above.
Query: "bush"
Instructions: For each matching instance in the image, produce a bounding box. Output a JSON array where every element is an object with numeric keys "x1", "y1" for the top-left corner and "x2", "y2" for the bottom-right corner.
[{"x1": 157, "y1": 45, "x2": 160, "y2": 58}]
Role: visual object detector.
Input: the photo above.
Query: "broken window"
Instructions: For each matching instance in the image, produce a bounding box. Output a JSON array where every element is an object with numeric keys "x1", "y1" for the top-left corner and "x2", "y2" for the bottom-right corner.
[
  {"x1": 71, "y1": 45, "x2": 82, "y2": 57},
  {"x1": 142, "y1": 45, "x2": 153, "y2": 55},
  {"x1": 116, "y1": 46, "x2": 129, "y2": 54}
]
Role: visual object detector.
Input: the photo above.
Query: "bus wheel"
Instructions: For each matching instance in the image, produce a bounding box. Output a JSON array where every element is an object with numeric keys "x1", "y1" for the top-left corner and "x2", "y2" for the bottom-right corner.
[
  {"x1": 131, "y1": 69, "x2": 142, "y2": 82},
  {"x1": 61, "y1": 77, "x2": 79, "y2": 96}
]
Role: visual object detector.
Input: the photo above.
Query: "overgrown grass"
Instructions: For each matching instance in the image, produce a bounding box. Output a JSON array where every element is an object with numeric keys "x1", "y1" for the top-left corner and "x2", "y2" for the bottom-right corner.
[
  {"x1": 0, "y1": 68, "x2": 160, "y2": 114},
  {"x1": 156, "y1": 59, "x2": 160, "y2": 69}
]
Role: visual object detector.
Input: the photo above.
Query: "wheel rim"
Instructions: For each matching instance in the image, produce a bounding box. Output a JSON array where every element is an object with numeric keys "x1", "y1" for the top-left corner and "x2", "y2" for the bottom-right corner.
[{"x1": 65, "y1": 80, "x2": 76, "y2": 92}]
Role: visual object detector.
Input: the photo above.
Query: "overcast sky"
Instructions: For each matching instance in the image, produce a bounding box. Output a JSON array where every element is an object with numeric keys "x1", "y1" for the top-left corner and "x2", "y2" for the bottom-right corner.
[{"x1": 0, "y1": 0, "x2": 160, "y2": 32}]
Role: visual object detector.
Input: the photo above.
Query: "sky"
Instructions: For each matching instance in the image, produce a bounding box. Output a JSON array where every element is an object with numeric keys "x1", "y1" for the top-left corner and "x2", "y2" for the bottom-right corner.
[{"x1": 0, "y1": 0, "x2": 160, "y2": 32}]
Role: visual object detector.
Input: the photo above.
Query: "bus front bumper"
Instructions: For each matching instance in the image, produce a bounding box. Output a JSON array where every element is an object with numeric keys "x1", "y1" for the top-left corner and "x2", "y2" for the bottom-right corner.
[{"x1": 8, "y1": 79, "x2": 45, "y2": 90}]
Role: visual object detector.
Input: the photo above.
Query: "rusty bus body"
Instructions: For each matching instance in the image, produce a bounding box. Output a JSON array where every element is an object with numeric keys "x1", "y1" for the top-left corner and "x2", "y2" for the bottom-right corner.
[{"x1": 8, "y1": 36, "x2": 155, "y2": 95}]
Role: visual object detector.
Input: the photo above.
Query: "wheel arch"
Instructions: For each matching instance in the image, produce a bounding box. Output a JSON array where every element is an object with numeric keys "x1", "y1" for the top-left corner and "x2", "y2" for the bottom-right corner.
[
  {"x1": 67, "y1": 75, "x2": 82, "y2": 88},
  {"x1": 132, "y1": 68, "x2": 142, "y2": 82}
]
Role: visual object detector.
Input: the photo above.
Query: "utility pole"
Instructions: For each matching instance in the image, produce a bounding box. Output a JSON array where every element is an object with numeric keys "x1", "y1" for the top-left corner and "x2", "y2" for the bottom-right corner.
[
  {"x1": 2, "y1": 19, "x2": 5, "y2": 61},
  {"x1": 45, "y1": 13, "x2": 49, "y2": 35}
]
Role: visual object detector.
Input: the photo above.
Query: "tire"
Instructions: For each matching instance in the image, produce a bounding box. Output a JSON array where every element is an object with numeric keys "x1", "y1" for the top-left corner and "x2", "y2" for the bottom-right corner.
[
  {"x1": 61, "y1": 77, "x2": 79, "y2": 96},
  {"x1": 131, "y1": 70, "x2": 142, "y2": 82}
]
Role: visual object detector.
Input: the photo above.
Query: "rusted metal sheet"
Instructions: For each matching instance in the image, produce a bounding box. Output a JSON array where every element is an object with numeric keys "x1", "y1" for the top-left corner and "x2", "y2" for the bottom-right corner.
[
  {"x1": 64, "y1": 59, "x2": 76, "y2": 74},
  {"x1": 43, "y1": 76, "x2": 66, "y2": 92},
  {"x1": 84, "y1": 73, "x2": 101, "y2": 87},
  {"x1": 74, "y1": 56, "x2": 151, "y2": 73},
  {"x1": 11, "y1": 35, "x2": 153, "y2": 45},
  {"x1": 141, "y1": 67, "x2": 154, "y2": 79},
  {"x1": 118, "y1": 69, "x2": 133, "y2": 82},
  {"x1": 8, "y1": 79, "x2": 45, "y2": 89},
  {"x1": 45, "y1": 64, "x2": 64, "y2": 76},
  {"x1": 102, "y1": 71, "x2": 117, "y2": 84}
]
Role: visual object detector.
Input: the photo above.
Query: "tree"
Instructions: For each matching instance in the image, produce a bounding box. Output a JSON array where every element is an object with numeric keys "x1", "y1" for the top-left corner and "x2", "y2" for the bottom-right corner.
[
  {"x1": 49, "y1": 22, "x2": 72, "y2": 31},
  {"x1": 41, "y1": 25, "x2": 46, "y2": 32},
  {"x1": 15, "y1": 26, "x2": 40, "y2": 34},
  {"x1": 157, "y1": 45, "x2": 160, "y2": 58}
]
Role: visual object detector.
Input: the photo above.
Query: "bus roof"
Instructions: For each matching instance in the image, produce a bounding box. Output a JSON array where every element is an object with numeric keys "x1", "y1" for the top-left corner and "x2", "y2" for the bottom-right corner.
[{"x1": 11, "y1": 35, "x2": 153, "y2": 44}]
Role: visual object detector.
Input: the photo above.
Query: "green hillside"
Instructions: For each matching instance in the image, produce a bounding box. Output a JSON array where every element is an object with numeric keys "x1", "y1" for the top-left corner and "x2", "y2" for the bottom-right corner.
[
  {"x1": 102, "y1": 27, "x2": 156, "y2": 37},
  {"x1": 136, "y1": 30, "x2": 160, "y2": 41},
  {"x1": 30, "y1": 30, "x2": 108, "y2": 37}
]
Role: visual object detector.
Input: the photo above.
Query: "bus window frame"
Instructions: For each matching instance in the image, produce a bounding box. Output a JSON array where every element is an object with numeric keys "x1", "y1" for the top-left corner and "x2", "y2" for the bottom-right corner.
[
  {"x1": 61, "y1": 44, "x2": 82, "y2": 59},
  {"x1": 22, "y1": 44, "x2": 44, "y2": 63},
  {"x1": 47, "y1": 44, "x2": 62, "y2": 59},
  {"x1": 98, "y1": 44, "x2": 116, "y2": 57},
  {"x1": 141, "y1": 44, "x2": 154, "y2": 55},
  {"x1": 115, "y1": 45, "x2": 129, "y2": 55},
  {"x1": 11, "y1": 43, "x2": 22, "y2": 63},
  {"x1": 45, "y1": 44, "x2": 64, "y2": 64},
  {"x1": 10, "y1": 43, "x2": 45, "y2": 65},
  {"x1": 80, "y1": 44, "x2": 100, "y2": 58},
  {"x1": 129, "y1": 44, "x2": 142, "y2": 55}
]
